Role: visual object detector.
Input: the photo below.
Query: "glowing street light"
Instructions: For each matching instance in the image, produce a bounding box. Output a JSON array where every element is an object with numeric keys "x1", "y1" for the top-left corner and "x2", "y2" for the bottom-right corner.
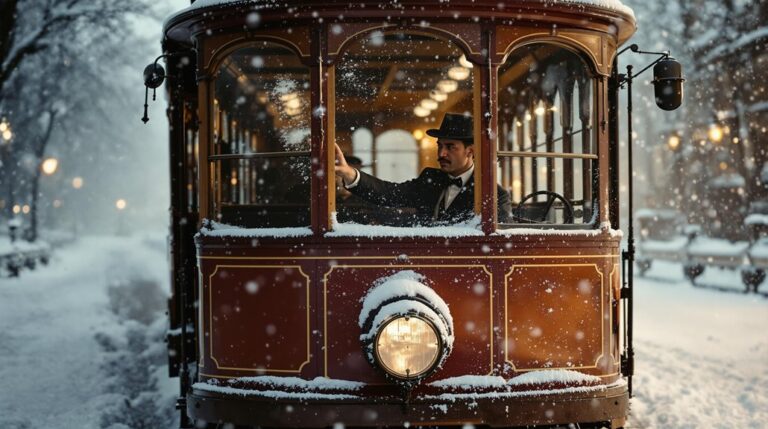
[
  {"x1": 667, "y1": 134, "x2": 681, "y2": 151},
  {"x1": 41, "y1": 157, "x2": 59, "y2": 175},
  {"x1": 1, "y1": 118, "x2": 11, "y2": 142},
  {"x1": 116, "y1": 199, "x2": 127, "y2": 210},
  {"x1": 72, "y1": 177, "x2": 84, "y2": 189},
  {"x1": 708, "y1": 124, "x2": 724, "y2": 143}
]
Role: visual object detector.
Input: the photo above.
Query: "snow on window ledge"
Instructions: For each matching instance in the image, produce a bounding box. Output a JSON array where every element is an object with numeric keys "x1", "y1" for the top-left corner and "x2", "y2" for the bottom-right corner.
[
  {"x1": 197, "y1": 220, "x2": 312, "y2": 238},
  {"x1": 495, "y1": 222, "x2": 623, "y2": 238},
  {"x1": 326, "y1": 214, "x2": 483, "y2": 238}
]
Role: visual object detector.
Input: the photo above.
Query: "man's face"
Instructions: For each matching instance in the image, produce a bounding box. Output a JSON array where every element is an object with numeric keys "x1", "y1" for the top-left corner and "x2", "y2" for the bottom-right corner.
[{"x1": 437, "y1": 139, "x2": 473, "y2": 175}]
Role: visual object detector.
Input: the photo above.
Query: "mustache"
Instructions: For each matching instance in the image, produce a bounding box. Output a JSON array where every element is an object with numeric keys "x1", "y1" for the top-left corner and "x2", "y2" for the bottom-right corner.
[{"x1": 438, "y1": 157, "x2": 449, "y2": 163}]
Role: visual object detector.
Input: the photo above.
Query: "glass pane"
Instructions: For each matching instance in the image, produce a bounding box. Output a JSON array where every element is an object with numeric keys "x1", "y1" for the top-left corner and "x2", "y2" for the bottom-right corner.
[
  {"x1": 497, "y1": 44, "x2": 595, "y2": 226},
  {"x1": 211, "y1": 42, "x2": 311, "y2": 227},
  {"x1": 335, "y1": 32, "x2": 476, "y2": 227},
  {"x1": 212, "y1": 157, "x2": 310, "y2": 228},
  {"x1": 500, "y1": 155, "x2": 594, "y2": 224}
]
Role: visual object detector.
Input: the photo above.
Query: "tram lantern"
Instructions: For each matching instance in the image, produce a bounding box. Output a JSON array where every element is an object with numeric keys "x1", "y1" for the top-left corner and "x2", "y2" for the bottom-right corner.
[
  {"x1": 143, "y1": 63, "x2": 165, "y2": 89},
  {"x1": 141, "y1": 62, "x2": 165, "y2": 123},
  {"x1": 652, "y1": 57, "x2": 684, "y2": 111}
]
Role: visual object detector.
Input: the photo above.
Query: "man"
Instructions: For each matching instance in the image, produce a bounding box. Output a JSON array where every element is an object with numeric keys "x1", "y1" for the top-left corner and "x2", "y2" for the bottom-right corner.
[{"x1": 334, "y1": 113, "x2": 511, "y2": 226}]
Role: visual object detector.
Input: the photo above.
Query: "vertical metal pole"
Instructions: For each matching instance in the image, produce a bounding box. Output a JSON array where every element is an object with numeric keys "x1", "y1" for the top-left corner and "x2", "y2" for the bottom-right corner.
[{"x1": 623, "y1": 64, "x2": 635, "y2": 397}]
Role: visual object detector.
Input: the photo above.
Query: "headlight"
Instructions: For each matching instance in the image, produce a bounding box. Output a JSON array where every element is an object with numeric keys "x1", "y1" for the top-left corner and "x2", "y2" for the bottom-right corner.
[
  {"x1": 375, "y1": 314, "x2": 441, "y2": 379},
  {"x1": 359, "y1": 271, "x2": 454, "y2": 382}
]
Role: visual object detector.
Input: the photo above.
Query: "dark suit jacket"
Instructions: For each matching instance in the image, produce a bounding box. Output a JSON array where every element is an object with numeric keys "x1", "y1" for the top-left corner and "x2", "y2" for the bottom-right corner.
[{"x1": 350, "y1": 168, "x2": 511, "y2": 226}]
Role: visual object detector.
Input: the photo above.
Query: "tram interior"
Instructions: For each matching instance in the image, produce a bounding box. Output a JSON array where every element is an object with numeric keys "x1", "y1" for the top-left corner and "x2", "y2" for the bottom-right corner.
[{"x1": 210, "y1": 34, "x2": 597, "y2": 229}]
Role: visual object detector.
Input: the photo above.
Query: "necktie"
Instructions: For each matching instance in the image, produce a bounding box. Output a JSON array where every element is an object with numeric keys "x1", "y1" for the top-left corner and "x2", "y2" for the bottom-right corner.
[{"x1": 448, "y1": 177, "x2": 463, "y2": 188}]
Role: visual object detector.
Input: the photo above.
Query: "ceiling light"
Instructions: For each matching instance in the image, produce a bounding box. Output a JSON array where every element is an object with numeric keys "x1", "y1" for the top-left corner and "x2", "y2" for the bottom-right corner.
[
  {"x1": 437, "y1": 79, "x2": 458, "y2": 93},
  {"x1": 448, "y1": 66, "x2": 470, "y2": 81}
]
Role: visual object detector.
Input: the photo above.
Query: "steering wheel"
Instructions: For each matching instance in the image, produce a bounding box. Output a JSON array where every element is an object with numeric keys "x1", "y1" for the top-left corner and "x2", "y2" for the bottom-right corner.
[{"x1": 515, "y1": 191, "x2": 575, "y2": 224}]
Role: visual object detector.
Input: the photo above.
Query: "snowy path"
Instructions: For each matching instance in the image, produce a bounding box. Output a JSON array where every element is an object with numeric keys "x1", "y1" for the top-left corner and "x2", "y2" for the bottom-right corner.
[
  {"x1": 0, "y1": 235, "x2": 169, "y2": 429},
  {"x1": 631, "y1": 261, "x2": 768, "y2": 429}
]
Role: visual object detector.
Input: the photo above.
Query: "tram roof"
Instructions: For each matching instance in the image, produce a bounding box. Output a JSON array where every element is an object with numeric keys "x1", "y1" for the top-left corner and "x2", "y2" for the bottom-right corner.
[{"x1": 164, "y1": 0, "x2": 636, "y2": 46}]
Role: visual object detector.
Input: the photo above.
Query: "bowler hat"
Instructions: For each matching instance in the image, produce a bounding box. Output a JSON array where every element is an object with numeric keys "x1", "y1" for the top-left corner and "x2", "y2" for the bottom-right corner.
[{"x1": 426, "y1": 113, "x2": 473, "y2": 143}]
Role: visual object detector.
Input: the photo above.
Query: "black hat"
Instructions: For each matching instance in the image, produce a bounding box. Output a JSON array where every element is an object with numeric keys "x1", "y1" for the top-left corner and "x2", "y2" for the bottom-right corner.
[{"x1": 426, "y1": 113, "x2": 473, "y2": 143}]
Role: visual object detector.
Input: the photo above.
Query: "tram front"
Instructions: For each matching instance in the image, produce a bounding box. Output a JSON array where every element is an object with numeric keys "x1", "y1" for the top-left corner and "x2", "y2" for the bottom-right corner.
[{"x1": 155, "y1": 1, "x2": 638, "y2": 428}]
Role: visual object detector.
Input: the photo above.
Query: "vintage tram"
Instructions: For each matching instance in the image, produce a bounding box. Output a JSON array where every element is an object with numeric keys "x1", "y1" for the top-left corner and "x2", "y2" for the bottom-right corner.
[{"x1": 146, "y1": 0, "x2": 679, "y2": 427}]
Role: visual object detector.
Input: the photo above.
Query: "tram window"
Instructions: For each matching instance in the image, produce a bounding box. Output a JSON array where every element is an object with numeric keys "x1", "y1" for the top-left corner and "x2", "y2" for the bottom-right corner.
[
  {"x1": 334, "y1": 32, "x2": 475, "y2": 227},
  {"x1": 497, "y1": 44, "x2": 597, "y2": 227},
  {"x1": 210, "y1": 42, "x2": 311, "y2": 228}
]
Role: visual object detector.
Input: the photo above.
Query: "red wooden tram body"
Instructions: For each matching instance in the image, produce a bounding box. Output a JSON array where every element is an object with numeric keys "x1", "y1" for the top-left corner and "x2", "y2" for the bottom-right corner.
[{"x1": 160, "y1": 1, "x2": 637, "y2": 427}]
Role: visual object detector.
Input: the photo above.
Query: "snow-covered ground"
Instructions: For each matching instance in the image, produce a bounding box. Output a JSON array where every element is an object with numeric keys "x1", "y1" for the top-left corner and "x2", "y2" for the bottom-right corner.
[
  {"x1": 0, "y1": 236, "x2": 765, "y2": 428},
  {"x1": 0, "y1": 234, "x2": 176, "y2": 429},
  {"x1": 632, "y1": 261, "x2": 768, "y2": 428}
]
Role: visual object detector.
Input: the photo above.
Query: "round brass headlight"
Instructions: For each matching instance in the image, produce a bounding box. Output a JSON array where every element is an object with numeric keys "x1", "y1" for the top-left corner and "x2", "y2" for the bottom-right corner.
[{"x1": 374, "y1": 314, "x2": 442, "y2": 379}]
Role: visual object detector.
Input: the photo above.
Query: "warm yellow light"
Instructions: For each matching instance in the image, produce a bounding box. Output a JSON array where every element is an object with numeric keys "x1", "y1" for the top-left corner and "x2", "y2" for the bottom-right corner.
[
  {"x1": 284, "y1": 106, "x2": 302, "y2": 116},
  {"x1": 436, "y1": 79, "x2": 458, "y2": 93},
  {"x1": 708, "y1": 124, "x2": 724, "y2": 143},
  {"x1": 12, "y1": 204, "x2": 20, "y2": 214},
  {"x1": 115, "y1": 199, "x2": 127, "y2": 210},
  {"x1": 447, "y1": 66, "x2": 470, "y2": 81},
  {"x1": 512, "y1": 179, "x2": 522, "y2": 189},
  {"x1": 719, "y1": 162, "x2": 728, "y2": 171},
  {"x1": 667, "y1": 135, "x2": 680, "y2": 151},
  {"x1": 2, "y1": 129, "x2": 11, "y2": 141},
  {"x1": 414, "y1": 106, "x2": 431, "y2": 117},
  {"x1": 420, "y1": 99, "x2": 438, "y2": 110},
  {"x1": 280, "y1": 92, "x2": 298, "y2": 102},
  {"x1": 72, "y1": 177, "x2": 84, "y2": 189},
  {"x1": 429, "y1": 89, "x2": 448, "y2": 102},
  {"x1": 375, "y1": 316, "x2": 440, "y2": 378},
  {"x1": 525, "y1": 113, "x2": 532, "y2": 121},
  {"x1": 0, "y1": 121, "x2": 7, "y2": 132},
  {"x1": 41, "y1": 158, "x2": 58, "y2": 175},
  {"x1": 420, "y1": 137, "x2": 433, "y2": 149},
  {"x1": 22, "y1": 204, "x2": 30, "y2": 214},
  {"x1": 534, "y1": 106, "x2": 547, "y2": 116},
  {"x1": 284, "y1": 97, "x2": 302, "y2": 109},
  {"x1": 459, "y1": 54, "x2": 473, "y2": 68},
  {"x1": 413, "y1": 129, "x2": 425, "y2": 140}
]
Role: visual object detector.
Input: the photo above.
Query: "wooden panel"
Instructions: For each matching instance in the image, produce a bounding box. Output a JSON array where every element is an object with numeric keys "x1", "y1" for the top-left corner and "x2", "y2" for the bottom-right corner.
[
  {"x1": 505, "y1": 263, "x2": 604, "y2": 371},
  {"x1": 205, "y1": 265, "x2": 311, "y2": 374}
]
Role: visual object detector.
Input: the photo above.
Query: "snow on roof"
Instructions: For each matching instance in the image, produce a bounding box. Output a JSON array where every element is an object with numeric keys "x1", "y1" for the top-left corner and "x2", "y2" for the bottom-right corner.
[
  {"x1": 709, "y1": 173, "x2": 746, "y2": 189},
  {"x1": 688, "y1": 237, "x2": 749, "y2": 257},
  {"x1": 167, "y1": 0, "x2": 634, "y2": 26},
  {"x1": 745, "y1": 214, "x2": 768, "y2": 226}
]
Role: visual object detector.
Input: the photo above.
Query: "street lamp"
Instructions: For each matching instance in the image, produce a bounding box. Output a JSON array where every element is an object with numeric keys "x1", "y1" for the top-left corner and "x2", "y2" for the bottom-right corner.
[
  {"x1": 72, "y1": 177, "x2": 84, "y2": 189},
  {"x1": 116, "y1": 199, "x2": 127, "y2": 210},
  {"x1": 41, "y1": 157, "x2": 59, "y2": 175},
  {"x1": 708, "y1": 123, "x2": 724, "y2": 143},
  {"x1": 667, "y1": 134, "x2": 681, "y2": 152},
  {"x1": 0, "y1": 118, "x2": 11, "y2": 142}
]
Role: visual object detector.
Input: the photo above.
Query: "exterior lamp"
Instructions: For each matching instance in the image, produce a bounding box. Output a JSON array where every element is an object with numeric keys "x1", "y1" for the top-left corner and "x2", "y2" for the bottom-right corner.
[
  {"x1": 41, "y1": 158, "x2": 59, "y2": 175},
  {"x1": 436, "y1": 79, "x2": 458, "y2": 93},
  {"x1": 447, "y1": 66, "x2": 470, "y2": 81},
  {"x1": 1, "y1": 129, "x2": 10, "y2": 142}
]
